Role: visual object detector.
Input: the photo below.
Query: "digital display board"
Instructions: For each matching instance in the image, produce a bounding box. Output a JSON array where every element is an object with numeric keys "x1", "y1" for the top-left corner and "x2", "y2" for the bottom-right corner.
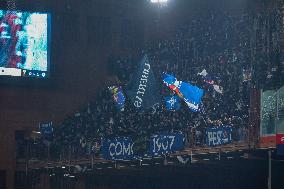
[{"x1": 0, "y1": 10, "x2": 51, "y2": 79}]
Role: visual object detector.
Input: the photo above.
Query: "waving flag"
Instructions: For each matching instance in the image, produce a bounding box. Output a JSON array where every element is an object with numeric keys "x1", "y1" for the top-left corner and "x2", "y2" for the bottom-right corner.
[
  {"x1": 164, "y1": 96, "x2": 180, "y2": 110},
  {"x1": 109, "y1": 86, "x2": 125, "y2": 111},
  {"x1": 198, "y1": 69, "x2": 214, "y2": 84},
  {"x1": 197, "y1": 69, "x2": 223, "y2": 94},
  {"x1": 127, "y1": 55, "x2": 160, "y2": 111},
  {"x1": 39, "y1": 122, "x2": 53, "y2": 143},
  {"x1": 197, "y1": 69, "x2": 208, "y2": 77},
  {"x1": 162, "y1": 73, "x2": 182, "y2": 97},
  {"x1": 178, "y1": 81, "x2": 204, "y2": 112},
  {"x1": 39, "y1": 122, "x2": 53, "y2": 135},
  {"x1": 162, "y1": 73, "x2": 177, "y2": 85},
  {"x1": 162, "y1": 73, "x2": 204, "y2": 112}
]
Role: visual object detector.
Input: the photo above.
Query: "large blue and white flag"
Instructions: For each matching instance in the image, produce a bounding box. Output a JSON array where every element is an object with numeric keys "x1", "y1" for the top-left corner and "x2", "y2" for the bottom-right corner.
[
  {"x1": 164, "y1": 95, "x2": 180, "y2": 110},
  {"x1": 162, "y1": 73, "x2": 204, "y2": 112},
  {"x1": 127, "y1": 55, "x2": 160, "y2": 111}
]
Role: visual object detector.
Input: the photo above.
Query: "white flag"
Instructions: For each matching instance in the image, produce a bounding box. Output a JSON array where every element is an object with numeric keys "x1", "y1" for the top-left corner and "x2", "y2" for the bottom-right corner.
[{"x1": 197, "y1": 69, "x2": 208, "y2": 77}]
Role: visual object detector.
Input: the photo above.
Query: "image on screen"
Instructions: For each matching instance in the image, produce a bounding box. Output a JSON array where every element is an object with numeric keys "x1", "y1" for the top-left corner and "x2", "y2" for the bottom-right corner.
[{"x1": 0, "y1": 10, "x2": 50, "y2": 78}]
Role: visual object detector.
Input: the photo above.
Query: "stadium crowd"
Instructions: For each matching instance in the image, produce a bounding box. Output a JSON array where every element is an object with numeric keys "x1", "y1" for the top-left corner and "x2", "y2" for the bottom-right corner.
[{"x1": 28, "y1": 8, "x2": 282, "y2": 160}]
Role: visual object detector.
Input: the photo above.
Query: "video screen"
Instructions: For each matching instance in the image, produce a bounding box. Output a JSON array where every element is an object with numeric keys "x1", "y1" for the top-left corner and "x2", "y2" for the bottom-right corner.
[{"x1": 0, "y1": 10, "x2": 50, "y2": 79}]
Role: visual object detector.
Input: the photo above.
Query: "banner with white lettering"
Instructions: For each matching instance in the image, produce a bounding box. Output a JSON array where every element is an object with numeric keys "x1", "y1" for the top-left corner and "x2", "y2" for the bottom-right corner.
[
  {"x1": 206, "y1": 126, "x2": 232, "y2": 146},
  {"x1": 127, "y1": 54, "x2": 160, "y2": 111},
  {"x1": 101, "y1": 132, "x2": 185, "y2": 160},
  {"x1": 39, "y1": 122, "x2": 53, "y2": 135},
  {"x1": 101, "y1": 137, "x2": 134, "y2": 160},
  {"x1": 148, "y1": 132, "x2": 185, "y2": 156}
]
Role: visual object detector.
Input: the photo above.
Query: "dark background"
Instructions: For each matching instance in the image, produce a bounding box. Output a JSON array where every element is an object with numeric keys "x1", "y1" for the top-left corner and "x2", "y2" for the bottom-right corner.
[
  {"x1": 0, "y1": 0, "x2": 281, "y2": 188},
  {"x1": 50, "y1": 159, "x2": 284, "y2": 189}
]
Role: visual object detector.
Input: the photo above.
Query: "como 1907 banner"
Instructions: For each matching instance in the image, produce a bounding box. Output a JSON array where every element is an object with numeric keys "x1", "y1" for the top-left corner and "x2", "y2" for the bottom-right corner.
[
  {"x1": 206, "y1": 126, "x2": 232, "y2": 146},
  {"x1": 101, "y1": 132, "x2": 185, "y2": 160}
]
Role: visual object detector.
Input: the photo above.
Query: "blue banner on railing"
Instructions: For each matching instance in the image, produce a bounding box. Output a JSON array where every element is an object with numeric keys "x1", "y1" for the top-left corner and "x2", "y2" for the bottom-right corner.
[
  {"x1": 206, "y1": 126, "x2": 232, "y2": 146},
  {"x1": 102, "y1": 132, "x2": 185, "y2": 160},
  {"x1": 101, "y1": 137, "x2": 134, "y2": 160},
  {"x1": 148, "y1": 132, "x2": 185, "y2": 156}
]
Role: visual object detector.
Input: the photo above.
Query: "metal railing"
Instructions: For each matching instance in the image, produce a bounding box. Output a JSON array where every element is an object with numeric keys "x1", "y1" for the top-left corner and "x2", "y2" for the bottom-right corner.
[{"x1": 16, "y1": 125, "x2": 251, "y2": 163}]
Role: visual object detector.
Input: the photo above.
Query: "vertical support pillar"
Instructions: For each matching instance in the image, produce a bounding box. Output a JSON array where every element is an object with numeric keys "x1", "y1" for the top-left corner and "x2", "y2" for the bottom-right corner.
[{"x1": 268, "y1": 150, "x2": 272, "y2": 189}]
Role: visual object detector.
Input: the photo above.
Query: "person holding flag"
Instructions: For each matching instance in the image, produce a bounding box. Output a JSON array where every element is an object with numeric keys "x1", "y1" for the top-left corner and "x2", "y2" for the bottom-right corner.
[{"x1": 197, "y1": 69, "x2": 223, "y2": 94}]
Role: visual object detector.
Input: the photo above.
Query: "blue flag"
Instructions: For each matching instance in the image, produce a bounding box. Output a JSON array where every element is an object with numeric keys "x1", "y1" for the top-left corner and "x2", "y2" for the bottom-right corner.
[
  {"x1": 162, "y1": 73, "x2": 177, "y2": 86},
  {"x1": 198, "y1": 69, "x2": 214, "y2": 84},
  {"x1": 39, "y1": 122, "x2": 53, "y2": 135},
  {"x1": 162, "y1": 73, "x2": 183, "y2": 97},
  {"x1": 197, "y1": 69, "x2": 223, "y2": 94},
  {"x1": 127, "y1": 55, "x2": 160, "y2": 111},
  {"x1": 39, "y1": 122, "x2": 53, "y2": 142},
  {"x1": 164, "y1": 96, "x2": 180, "y2": 110},
  {"x1": 162, "y1": 73, "x2": 204, "y2": 112},
  {"x1": 178, "y1": 81, "x2": 204, "y2": 112},
  {"x1": 109, "y1": 86, "x2": 125, "y2": 111}
]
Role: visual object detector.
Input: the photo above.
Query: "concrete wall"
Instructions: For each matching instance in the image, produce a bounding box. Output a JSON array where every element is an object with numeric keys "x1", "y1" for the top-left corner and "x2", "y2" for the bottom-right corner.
[{"x1": 0, "y1": 1, "x2": 147, "y2": 188}]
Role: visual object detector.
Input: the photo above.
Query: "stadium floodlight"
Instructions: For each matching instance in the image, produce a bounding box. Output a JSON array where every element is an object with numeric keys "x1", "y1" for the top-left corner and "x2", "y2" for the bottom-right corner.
[{"x1": 150, "y1": 0, "x2": 168, "y2": 4}]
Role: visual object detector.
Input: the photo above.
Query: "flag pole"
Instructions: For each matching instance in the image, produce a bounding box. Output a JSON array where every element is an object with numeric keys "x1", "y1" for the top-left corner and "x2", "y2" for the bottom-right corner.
[{"x1": 268, "y1": 150, "x2": 272, "y2": 189}]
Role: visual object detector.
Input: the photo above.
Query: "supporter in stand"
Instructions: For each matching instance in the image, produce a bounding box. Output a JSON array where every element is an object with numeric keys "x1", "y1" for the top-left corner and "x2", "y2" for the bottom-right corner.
[{"x1": 38, "y1": 8, "x2": 281, "y2": 159}]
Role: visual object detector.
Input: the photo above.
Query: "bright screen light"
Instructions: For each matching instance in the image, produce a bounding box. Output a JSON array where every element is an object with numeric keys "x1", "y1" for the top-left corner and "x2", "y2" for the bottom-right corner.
[{"x1": 150, "y1": 0, "x2": 168, "y2": 3}]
